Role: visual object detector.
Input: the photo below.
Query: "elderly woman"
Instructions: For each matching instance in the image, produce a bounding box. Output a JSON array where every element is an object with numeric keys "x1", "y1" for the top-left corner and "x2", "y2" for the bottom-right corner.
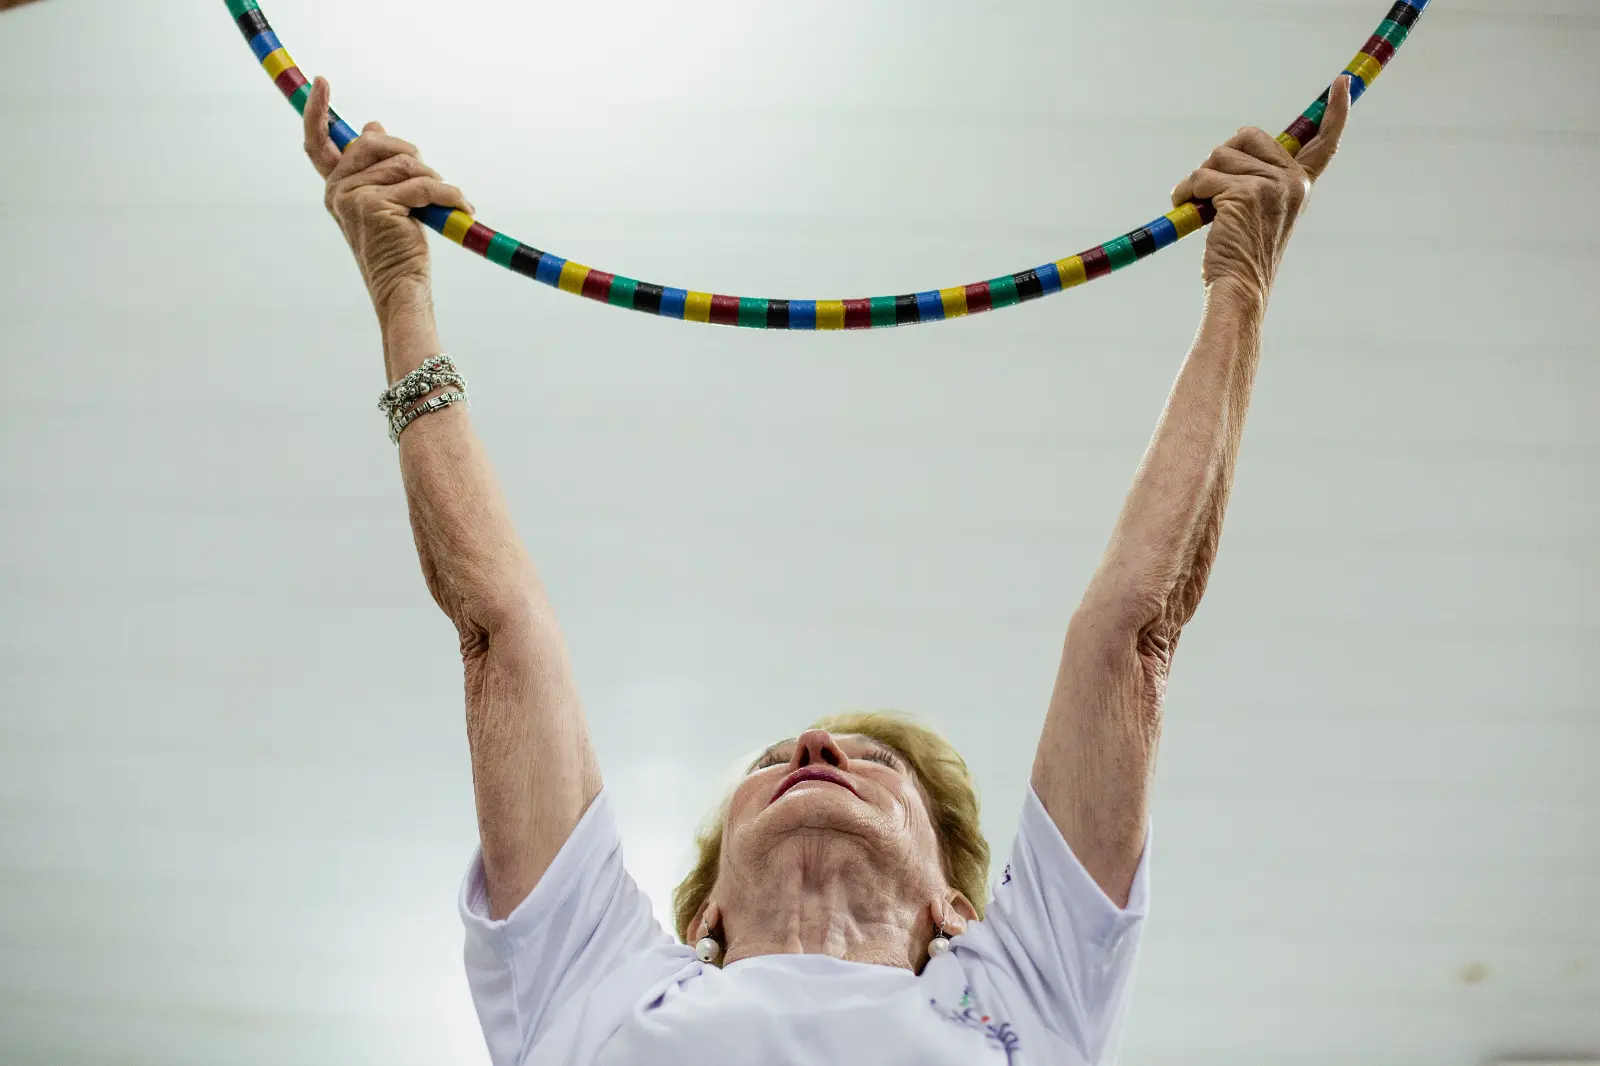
[{"x1": 301, "y1": 73, "x2": 1351, "y2": 1066}]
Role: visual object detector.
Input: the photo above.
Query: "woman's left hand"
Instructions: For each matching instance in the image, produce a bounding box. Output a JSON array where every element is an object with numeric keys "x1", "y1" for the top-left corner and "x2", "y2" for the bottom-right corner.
[{"x1": 1173, "y1": 74, "x2": 1352, "y2": 301}]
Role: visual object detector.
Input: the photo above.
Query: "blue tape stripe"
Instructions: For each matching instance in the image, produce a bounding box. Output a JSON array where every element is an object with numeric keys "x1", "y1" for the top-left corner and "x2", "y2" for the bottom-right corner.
[
  {"x1": 247, "y1": 30, "x2": 282, "y2": 61},
  {"x1": 535, "y1": 254, "x2": 566, "y2": 286},
  {"x1": 915, "y1": 291, "x2": 945, "y2": 322},
  {"x1": 1346, "y1": 72, "x2": 1368, "y2": 101},
  {"x1": 329, "y1": 116, "x2": 359, "y2": 149},
  {"x1": 412, "y1": 204, "x2": 453, "y2": 232},
  {"x1": 1146, "y1": 216, "x2": 1179, "y2": 250},
  {"x1": 789, "y1": 300, "x2": 817, "y2": 330},
  {"x1": 660, "y1": 287, "x2": 688, "y2": 319},
  {"x1": 1034, "y1": 263, "x2": 1062, "y2": 295},
  {"x1": 330, "y1": 122, "x2": 359, "y2": 149},
  {"x1": 1399, "y1": 0, "x2": 1427, "y2": 11}
]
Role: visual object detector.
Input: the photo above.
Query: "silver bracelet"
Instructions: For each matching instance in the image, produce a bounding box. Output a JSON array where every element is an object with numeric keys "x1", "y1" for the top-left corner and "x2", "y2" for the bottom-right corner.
[
  {"x1": 379, "y1": 355, "x2": 468, "y2": 416},
  {"x1": 390, "y1": 389, "x2": 469, "y2": 444},
  {"x1": 380, "y1": 355, "x2": 470, "y2": 443}
]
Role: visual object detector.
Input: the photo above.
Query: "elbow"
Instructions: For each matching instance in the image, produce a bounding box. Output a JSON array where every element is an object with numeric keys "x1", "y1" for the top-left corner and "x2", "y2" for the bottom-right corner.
[
  {"x1": 1076, "y1": 551, "x2": 1212, "y2": 649},
  {"x1": 1072, "y1": 580, "x2": 1168, "y2": 642},
  {"x1": 452, "y1": 583, "x2": 549, "y2": 651},
  {"x1": 1067, "y1": 587, "x2": 1184, "y2": 675}
]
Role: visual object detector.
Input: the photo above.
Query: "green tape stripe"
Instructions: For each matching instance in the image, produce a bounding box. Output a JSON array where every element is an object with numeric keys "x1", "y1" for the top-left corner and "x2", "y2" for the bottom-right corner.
[
  {"x1": 287, "y1": 82, "x2": 312, "y2": 114},
  {"x1": 739, "y1": 297, "x2": 768, "y2": 327},
  {"x1": 486, "y1": 233, "x2": 519, "y2": 269},
  {"x1": 1374, "y1": 19, "x2": 1409, "y2": 46},
  {"x1": 869, "y1": 296, "x2": 897, "y2": 327},
  {"x1": 610, "y1": 276, "x2": 639, "y2": 308},
  {"x1": 1104, "y1": 236, "x2": 1138, "y2": 271},
  {"x1": 1302, "y1": 97, "x2": 1328, "y2": 125},
  {"x1": 225, "y1": 0, "x2": 260, "y2": 16},
  {"x1": 987, "y1": 276, "x2": 1019, "y2": 309}
]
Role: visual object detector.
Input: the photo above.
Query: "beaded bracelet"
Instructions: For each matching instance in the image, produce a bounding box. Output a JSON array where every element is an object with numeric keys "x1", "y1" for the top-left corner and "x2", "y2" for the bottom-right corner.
[
  {"x1": 381, "y1": 355, "x2": 470, "y2": 443},
  {"x1": 379, "y1": 355, "x2": 467, "y2": 416},
  {"x1": 389, "y1": 390, "x2": 469, "y2": 444}
]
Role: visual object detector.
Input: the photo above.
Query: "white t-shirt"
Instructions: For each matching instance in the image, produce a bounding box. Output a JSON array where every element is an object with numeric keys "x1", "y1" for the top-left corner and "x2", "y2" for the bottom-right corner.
[{"x1": 459, "y1": 786, "x2": 1149, "y2": 1066}]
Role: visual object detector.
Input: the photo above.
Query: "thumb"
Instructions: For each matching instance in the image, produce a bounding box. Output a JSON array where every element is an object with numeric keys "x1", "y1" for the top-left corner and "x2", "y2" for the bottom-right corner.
[
  {"x1": 363, "y1": 120, "x2": 387, "y2": 136},
  {"x1": 1298, "y1": 75, "x2": 1352, "y2": 182},
  {"x1": 301, "y1": 76, "x2": 342, "y2": 178}
]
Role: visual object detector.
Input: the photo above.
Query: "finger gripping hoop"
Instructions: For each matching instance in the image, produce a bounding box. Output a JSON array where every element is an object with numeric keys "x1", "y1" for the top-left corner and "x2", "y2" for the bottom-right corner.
[{"x1": 226, "y1": 0, "x2": 1428, "y2": 330}]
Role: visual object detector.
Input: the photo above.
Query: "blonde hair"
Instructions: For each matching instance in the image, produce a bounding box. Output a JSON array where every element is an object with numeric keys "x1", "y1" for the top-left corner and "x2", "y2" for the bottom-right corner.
[{"x1": 670, "y1": 710, "x2": 990, "y2": 944}]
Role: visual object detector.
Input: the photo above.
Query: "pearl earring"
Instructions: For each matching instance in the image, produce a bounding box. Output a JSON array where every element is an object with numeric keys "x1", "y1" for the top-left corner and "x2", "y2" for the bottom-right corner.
[
  {"x1": 695, "y1": 919, "x2": 721, "y2": 964},
  {"x1": 928, "y1": 903, "x2": 952, "y2": 958}
]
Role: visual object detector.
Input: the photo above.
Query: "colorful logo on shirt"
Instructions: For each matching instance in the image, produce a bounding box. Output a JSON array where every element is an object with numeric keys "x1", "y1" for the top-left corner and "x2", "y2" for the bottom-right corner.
[{"x1": 929, "y1": 986, "x2": 1020, "y2": 1064}]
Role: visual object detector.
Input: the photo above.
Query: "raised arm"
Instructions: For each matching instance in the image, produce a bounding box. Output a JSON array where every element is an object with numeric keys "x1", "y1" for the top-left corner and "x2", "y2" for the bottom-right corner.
[
  {"x1": 1031, "y1": 79, "x2": 1353, "y2": 907},
  {"x1": 303, "y1": 79, "x2": 601, "y2": 920}
]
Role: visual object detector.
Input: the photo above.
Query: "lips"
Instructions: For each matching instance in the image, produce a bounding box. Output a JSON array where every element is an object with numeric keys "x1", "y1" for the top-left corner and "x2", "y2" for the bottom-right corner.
[{"x1": 770, "y1": 766, "x2": 860, "y2": 805}]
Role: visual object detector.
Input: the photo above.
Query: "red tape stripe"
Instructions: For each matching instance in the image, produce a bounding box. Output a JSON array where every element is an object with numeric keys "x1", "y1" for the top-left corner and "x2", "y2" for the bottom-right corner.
[
  {"x1": 462, "y1": 223, "x2": 495, "y2": 256},
  {"x1": 582, "y1": 269, "x2": 616, "y2": 302},
  {"x1": 274, "y1": 66, "x2": 308, "y2": 97}
]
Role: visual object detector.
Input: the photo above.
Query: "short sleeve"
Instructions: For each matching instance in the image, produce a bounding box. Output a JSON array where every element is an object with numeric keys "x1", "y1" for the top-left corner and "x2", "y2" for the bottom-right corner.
[
  {"x1": 458, "y1": 790, "x2": 675, "y2": 1066},
  {"x1": 956, "y1": 786, "x2": 1150, "y2": 1064}
]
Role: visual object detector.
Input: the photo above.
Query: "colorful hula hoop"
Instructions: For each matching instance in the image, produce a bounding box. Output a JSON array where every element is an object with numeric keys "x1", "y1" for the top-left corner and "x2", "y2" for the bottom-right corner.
[{"x1": 226, "y1": 0, "x2": 1427, "y2": 330}]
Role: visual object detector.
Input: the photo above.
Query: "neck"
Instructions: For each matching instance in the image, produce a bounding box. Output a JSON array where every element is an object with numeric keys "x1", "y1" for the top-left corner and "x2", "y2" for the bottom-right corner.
[{"x1": 718, "y1": 833, "x2": 928, "y2": 970}]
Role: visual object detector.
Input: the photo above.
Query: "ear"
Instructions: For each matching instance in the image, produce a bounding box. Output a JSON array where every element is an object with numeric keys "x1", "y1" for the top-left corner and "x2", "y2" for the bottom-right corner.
[
  {"x1": 930, "y1": 892, "x2": 978, "y2": 937},
  {"x1": 689, "y1": 900, "x2": 722, "y2": 941}
]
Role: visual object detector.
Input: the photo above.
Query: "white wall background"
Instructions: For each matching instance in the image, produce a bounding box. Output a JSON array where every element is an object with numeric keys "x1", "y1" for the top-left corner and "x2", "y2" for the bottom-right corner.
[{"x1": 1, "y1": 0, "x2": 1596, "y2": 1063}]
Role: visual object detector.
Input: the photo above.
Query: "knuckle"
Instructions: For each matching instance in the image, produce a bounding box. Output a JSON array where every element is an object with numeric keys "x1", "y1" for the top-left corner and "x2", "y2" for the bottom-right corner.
[{"x1": 388, "y1": 154, "x2": 424, "y2": 180}]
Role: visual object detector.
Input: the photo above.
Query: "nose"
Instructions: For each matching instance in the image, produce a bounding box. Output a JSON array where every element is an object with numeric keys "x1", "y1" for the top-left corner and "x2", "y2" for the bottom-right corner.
[{"x1": 790, "y1": 729, "x2": 848, "y2": 770}]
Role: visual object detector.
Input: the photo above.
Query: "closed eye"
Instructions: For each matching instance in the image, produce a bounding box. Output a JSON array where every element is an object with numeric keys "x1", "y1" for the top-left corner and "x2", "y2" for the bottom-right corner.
[
  {"x1": 751, "y1": 750, "x2": 789, "y2": 772},
  {"x1": 748, "y1": 743, "x2": 903, "y2": 773}
]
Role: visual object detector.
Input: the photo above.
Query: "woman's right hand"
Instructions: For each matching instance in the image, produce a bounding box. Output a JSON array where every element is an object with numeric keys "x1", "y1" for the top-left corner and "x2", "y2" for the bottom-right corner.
[{"x1": 302, "y1": 76, "x2": 474, "y2": 316}]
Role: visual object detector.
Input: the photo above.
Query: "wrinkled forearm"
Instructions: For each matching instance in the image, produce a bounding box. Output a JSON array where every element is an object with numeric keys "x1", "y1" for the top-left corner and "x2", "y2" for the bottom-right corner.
[
  {"x1": 1079, "y1": 280, "x2": 1266, "y2": 638},
  {"x1": 380, "y1": 285, "x2": 542, "y2": 633}
]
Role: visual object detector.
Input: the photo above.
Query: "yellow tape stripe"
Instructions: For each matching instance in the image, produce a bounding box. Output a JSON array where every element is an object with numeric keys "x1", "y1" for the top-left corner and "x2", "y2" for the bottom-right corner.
[
  {"x1": 558, "y1": 261, "x2": 590, "y2": 294},
  {"x1": 1276, "y1": 132, "x2": 1302, "y2": 155},
  {"x1": 1346, "y1": 52, "x2": 1382, "y2": 85},
  {"x1": 1054, "y1": 256, "x2": 1088, "y2": 288},
  {"x1": 816, "y1": 300, "x2": 846, "y2": 330},
  {"x1": 684, "y1": 291, "x2": 713, "y2": 323},
  {"x1": 938, "y1": 287, "x2": 968, "y2": 318},
  {"x1": 1166, "y1": 204, "x2": 1205, "y2": 239},
  {"x1": 441, "y1": 211, "x2": 475, "y2": 245},
  {"x1": 261, "y1": 48, "x2": 296, "y2": 80}
]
